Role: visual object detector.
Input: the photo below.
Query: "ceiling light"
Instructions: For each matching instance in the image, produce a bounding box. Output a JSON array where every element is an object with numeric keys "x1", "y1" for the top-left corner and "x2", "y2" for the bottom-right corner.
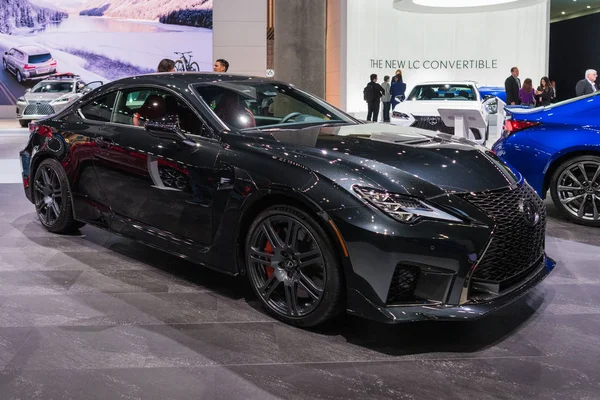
[
  {"x1": 588, "y1": 5, "x2": 591, "y2": 8},
  {"x1": 412, "y1": 0, "x2": 517, "y2": 7},
  {"x1": 561, "y1": 11, "x2": 565, "y2": 14}
]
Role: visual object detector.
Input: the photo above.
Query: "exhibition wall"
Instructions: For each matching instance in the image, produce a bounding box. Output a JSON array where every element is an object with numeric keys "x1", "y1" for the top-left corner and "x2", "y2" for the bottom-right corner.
[
  {"x1": 549, "y1": 11, "x2": 600, "y2": 102},
  {"x1": 338, "y1": 0, "x2": 551, "y2": 115}
]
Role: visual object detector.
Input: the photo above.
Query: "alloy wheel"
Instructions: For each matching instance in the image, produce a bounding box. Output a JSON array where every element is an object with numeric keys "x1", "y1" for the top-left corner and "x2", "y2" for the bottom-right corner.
[
  {"x1": 16, "y1": 70, "x2": 22, "y2": 83},
  {"x1": 556, "y1": 161, "x2": 600, "y2": 221},
  {"x1": 33, "y1": 165, "x2": 63, "y2": 226},
  {"x1": 247, "y1": 215, "x2": 326, "y2": 318}
]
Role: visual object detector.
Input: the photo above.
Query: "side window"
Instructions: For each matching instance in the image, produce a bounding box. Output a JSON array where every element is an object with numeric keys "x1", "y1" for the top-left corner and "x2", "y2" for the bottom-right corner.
[
  {"x1": 80, "y1": 92, "x2": 117, "y2": 122},
  {"x1": 8, "y1": 49, "x2": 15, "y2": 56},
  {"x1": 113, "y1": 88, "x2": 210, "y2": 137}
]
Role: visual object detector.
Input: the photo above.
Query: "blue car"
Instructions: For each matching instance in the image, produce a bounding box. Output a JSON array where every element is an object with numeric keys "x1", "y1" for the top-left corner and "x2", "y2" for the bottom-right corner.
[
  {"x1": 478, "y1": 85, "x2": 507, "y2": 103},
  {"x1": 492, "y1": 92, "x2": 600, "y2": 226}
]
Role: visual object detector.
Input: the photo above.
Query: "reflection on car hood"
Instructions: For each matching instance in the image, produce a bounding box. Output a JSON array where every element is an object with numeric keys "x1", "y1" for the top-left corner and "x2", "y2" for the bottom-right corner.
[{"x1": 252, "y1": 123, "x2": 519, "y2": 197}]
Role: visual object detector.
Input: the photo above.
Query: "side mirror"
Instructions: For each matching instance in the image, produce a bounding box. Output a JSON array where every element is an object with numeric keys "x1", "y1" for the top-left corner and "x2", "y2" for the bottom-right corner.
[{"x1": 145, "y1": 116, "x2": 187, "y2": 142}]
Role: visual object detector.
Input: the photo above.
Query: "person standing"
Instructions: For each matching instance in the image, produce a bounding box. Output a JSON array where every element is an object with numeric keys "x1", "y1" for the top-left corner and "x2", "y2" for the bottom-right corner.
[
  {"x1": 518, "y1": 78, "x2": 536, "y2": 107},
  {"x1": 381, "y1": 75, "x2": 392, "y2": 123},
  {"x1": 213, "y1": 59, "x2": 230, "y2": 72},
  {"x1": 575, "y1": 69, "x2": 597, "y2": 97},
  {"x1": 390, "y1": 74, "x2": 407, "y2": 110},
  {"x1": 535, "y1": 76, "x2": 553, "y2": 107},
  {"x1": 550, "y1": 79, "x2": 557, "y2": 102},
  {"x1": 364, "y1": 74, "x2": 384, "y2": 122},
  {"x1": 504, "y1": 67, "x2": 521, "y2": 105}
]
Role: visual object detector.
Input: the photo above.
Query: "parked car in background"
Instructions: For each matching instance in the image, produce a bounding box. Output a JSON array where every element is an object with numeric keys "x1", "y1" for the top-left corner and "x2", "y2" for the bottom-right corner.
[
  {"x1": 2, "y1": 46, "x2": 57, "y2": 84},
  {"x1": 20, "y1": 73, "x2": 554, "y2": 328},
  {"x1": 391, "y1": 81, "x2": 495, "y2": 144},
  {"x1": 16, "y1": 73, "x2": 103, "y2": 127},
  {"x1": 492, "y1": 91, "x2": 600, "y2": 226},
  {"x1": 477, "y1": 83, "x2": 507, "y2": 113}
]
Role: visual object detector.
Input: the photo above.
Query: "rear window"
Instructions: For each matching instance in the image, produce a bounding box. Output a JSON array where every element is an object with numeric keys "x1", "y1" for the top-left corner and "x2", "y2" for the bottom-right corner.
[{"x1": 28, "y1": 53, "x2": 52, "y2": 64}]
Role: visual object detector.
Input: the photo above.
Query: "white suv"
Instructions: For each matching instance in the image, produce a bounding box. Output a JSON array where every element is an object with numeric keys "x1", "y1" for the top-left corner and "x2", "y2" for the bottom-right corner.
[{"x1": 2, "y1": 46, "x2": 57, "y2": 84}]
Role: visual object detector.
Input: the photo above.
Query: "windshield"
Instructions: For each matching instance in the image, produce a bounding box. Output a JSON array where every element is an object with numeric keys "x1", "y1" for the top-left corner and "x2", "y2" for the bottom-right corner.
[
  {"x1": 408, "y1": 84, "x2": 477, "y2": 101},
  {"x1": 194, "y1": 82, "x2": 355, "y2": 131},
  {"x1": 31, "y1": 82, "x2": 74, "y2": 93}
]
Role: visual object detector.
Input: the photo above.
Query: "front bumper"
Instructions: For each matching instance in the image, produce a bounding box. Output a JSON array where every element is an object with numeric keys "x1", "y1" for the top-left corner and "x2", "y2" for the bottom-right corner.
[{"x1": 347, "y1": 255, "x2": 555, "y2": 323}]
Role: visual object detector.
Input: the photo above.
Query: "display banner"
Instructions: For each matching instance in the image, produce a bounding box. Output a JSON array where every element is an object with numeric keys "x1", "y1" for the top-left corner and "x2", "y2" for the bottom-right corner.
[
  {"x1": 343, "y1": 0, "x2": 549, "y2": 114},
  {"x1": 0, "y1": 0, "x2": 213, "y2": 106}
]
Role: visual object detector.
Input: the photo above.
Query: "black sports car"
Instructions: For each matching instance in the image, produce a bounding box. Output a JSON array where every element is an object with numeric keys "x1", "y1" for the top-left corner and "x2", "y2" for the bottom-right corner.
[{"x1": 19, "y1": 73, "x2": 555, "y2": 327}]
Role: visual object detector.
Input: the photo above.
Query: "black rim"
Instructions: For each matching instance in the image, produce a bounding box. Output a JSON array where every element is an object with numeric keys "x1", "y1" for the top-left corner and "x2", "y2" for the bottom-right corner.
[
  {"x1": 557, "y1": 161, "x2": 600, "y2": 221},
  {"x1": 33, "y1": 165, "x2": 63, "y2": 226},
  {"x1": 247, "y1": 215, "x2": 326, "y2": 318}
]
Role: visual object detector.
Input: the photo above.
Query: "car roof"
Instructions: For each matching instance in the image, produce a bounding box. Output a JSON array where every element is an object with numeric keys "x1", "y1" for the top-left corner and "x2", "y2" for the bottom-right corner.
[
  {"x1": 107, "y1": 72, "x2": 281, "y2": 91},
  {"x1": 413, "y1": 81, "x2": 478, "y2": 86},
  {"x1": 14, "y1": 45, "x2": 50, "y2": 55}
]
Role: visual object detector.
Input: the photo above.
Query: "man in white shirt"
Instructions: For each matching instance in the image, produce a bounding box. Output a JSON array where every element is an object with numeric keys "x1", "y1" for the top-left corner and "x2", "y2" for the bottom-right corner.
[{"x1": 575, "y1": 69, "x2": 597, "y2": 97}]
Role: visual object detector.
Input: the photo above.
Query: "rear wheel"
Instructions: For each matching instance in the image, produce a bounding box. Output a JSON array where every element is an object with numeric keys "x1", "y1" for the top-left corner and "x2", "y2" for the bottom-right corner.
[
  {"x1": 32, "y1": 158, "x2": 85, "y2": 233},
  {"x1": 550, "y1": 155, "x2": 600, "y2": 227},
  {"x1": 189, "y1": 62, "x2": 200, "y2": 72},
  {"x1": 245, "y1": 206, "x2": 344, "y2": 327},
  {"x1": 16, "y1": 70, "x2": 23, "y2": 83}
]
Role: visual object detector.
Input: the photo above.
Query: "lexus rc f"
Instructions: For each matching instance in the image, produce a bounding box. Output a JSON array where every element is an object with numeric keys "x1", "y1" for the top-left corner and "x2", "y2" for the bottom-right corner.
[{"x1": 20, "y1": 73, "x2": 555, "y2": 327}]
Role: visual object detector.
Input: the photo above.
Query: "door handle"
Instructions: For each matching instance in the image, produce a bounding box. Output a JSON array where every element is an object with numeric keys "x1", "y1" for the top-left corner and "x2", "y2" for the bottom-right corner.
[{"x1": 95, "y1": 136, "x2": 114, "y2": 148}]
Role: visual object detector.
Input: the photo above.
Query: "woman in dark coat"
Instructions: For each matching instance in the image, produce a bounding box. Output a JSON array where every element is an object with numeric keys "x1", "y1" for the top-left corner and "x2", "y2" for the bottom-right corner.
[{"x1": 390, "y1": 74, "x2": 407, "y2": 110}]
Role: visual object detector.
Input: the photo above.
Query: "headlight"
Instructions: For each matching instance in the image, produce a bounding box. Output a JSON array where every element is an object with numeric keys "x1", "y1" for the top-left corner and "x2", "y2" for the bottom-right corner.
[
  {"x1": 353, "y1": 186, "x2": 462, "y2": 223},
  {"x1": 51, "y1": 97, "x2": 70, "y2": 104},
  {"x1": 17, "y1": 97, "x2": 27, "y2": 103},
  {"x1": 392, "y1": 111, "x2": 410, "y2": 119}
]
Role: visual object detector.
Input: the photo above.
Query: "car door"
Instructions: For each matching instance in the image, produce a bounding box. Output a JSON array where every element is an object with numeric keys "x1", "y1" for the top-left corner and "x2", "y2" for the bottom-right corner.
[{"x1": 91, "y1": 86, "x2": 226, "y2": 255}]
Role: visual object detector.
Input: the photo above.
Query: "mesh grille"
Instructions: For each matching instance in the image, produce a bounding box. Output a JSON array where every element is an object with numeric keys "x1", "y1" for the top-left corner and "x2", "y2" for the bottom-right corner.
[
  {"x1": 460, "y1": 184, "x2": 546, "y2": 288},
  {"x1": 411, "y1": 116, "x2": 480, "y2": 139},
  {"x1": 24, "y1": 102, "x2": 55, "y2": 116},
  {"x1": 387, "y1": 264, "x2": 421, "y2": 304}
]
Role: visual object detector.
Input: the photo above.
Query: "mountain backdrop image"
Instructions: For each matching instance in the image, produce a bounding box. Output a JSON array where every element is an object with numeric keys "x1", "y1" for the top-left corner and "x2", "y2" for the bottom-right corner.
[
  {"x1": 79, "y1": 0, "x2": 213, "y2": 28},
  {"x1": 0, "y1": 0, "x2": 68, "y2": 34}
]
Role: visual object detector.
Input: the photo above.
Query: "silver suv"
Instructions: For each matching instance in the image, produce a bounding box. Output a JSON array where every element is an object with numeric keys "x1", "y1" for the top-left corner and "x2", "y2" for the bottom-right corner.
[
  {"x1": 16, "y1": 74, "x2": 103, "y2": 127},
  {"x1": 2, "y1": 46, "x2": 57, "y2": 84}
]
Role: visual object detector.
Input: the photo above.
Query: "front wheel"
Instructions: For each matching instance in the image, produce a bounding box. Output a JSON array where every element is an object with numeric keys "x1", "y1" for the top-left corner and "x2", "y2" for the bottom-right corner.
[
  {"x1": 32, "y1": 158, "x2": 85, "y2": 233},
  {"x1": 189, "y1": 62, "x2": 200, "y2": 72},
  {"x1": 245, "y1": 206, "x2": 344, "y2": 327},
  {"x1": 19, "y1": 119, "x2": 29, "y2": 128},
  {"x1": 550, "y1": 155, "x2": 600, "y2": 227}
]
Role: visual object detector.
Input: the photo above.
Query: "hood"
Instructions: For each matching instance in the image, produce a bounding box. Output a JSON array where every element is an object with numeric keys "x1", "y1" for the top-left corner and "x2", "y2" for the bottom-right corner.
[
  {"x1": 396, "y1": 99, "x2": 483, "y2": 116},
  {"x1": 243, "y1": 123, "x2": 520, "y2": 198},
  {"x1": 24, "y1": 92, "x2": 67, "y2": 102}
]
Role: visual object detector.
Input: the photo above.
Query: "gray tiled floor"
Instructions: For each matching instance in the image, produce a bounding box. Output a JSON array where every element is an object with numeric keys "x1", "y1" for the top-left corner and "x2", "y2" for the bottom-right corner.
[{"x1": 0, "y1": 129, "x2": 599, "y2": 399}]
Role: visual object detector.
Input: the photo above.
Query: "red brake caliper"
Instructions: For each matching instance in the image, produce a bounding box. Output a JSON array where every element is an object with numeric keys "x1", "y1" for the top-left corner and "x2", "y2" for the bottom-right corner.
[{"x1": 265, "y1": 240, "x2": 275, "y2": 278}]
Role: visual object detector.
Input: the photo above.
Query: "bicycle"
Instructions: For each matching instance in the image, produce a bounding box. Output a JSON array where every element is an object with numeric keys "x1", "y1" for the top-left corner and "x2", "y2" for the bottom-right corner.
[{"x1": 174, "y1": 51, "x2": 200, "y2": 72}]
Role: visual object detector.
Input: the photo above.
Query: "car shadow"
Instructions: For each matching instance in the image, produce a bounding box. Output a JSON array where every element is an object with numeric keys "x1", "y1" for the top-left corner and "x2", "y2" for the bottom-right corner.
[{"x1": 16, "y1": 215, "x2": 551, "y2": 356}]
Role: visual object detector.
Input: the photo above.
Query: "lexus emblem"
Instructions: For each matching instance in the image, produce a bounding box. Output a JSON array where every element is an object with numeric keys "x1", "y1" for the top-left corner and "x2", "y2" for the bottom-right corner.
[
  {"x1": 427, "y1": 116, "x2": 438, "y2": 126},
  {"x1": 521, "y1": 200, "x2": 539, "y2": 227}
]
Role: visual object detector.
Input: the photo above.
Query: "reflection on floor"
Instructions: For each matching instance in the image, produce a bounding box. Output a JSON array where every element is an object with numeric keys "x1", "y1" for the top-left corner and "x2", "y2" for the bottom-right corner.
[{"x1": 0, "y1": 128, "x2": 599, "y2": 399}]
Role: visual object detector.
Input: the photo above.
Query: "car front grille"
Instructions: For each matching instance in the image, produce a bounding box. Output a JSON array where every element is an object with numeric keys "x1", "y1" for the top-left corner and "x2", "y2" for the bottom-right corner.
[
  {"x1": 411, "y1": 116, "x2": 480, "y2": 139},
  {"x1": 460, "y1": 183, "x2": 546, "y2": 295},
  {"x1": 24, "y1": 102, "x2": 55, "y2": 116}
]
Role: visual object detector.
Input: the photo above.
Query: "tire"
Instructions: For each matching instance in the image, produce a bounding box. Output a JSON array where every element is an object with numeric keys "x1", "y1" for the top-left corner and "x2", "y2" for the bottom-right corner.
[
  {"x1": 245, "y1": 205, "x2": 344, "y2": 327},
  {"x1": 19, "y1": 119, "x2": 29, "y2": 128},
  {"x1": 174, "y1": 60, "x2": 185, "y2": 72},
  {"x1": 32, "y1": 158, "x2": 85, "y2": 233},
  {"x1": 2, "y1": 59, "x2": 6, "y2": 70},
  {"x1": 16, "y1": 70, "x2": 23, "y2": 83},
  {"x1": 550, "y1": 155, "x2": 600, "y2": 227},
  {"x1": 189, "y1": 62, "x2": 200, "y2": 72}
]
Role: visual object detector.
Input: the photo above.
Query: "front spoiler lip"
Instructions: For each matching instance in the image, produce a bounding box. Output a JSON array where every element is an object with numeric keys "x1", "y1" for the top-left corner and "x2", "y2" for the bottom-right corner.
[{"x1": 350, "y1": 255, "x2": 555, "y2": 323}]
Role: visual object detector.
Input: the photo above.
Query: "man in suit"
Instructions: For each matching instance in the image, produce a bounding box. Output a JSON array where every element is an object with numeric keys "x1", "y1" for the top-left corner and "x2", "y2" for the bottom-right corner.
[
  {"x1": 575, "y1": 69, "x2": 598, "y2": 97},
  {"x1": 504, "y1": 67, "x2": 521, "y2": 105}
]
